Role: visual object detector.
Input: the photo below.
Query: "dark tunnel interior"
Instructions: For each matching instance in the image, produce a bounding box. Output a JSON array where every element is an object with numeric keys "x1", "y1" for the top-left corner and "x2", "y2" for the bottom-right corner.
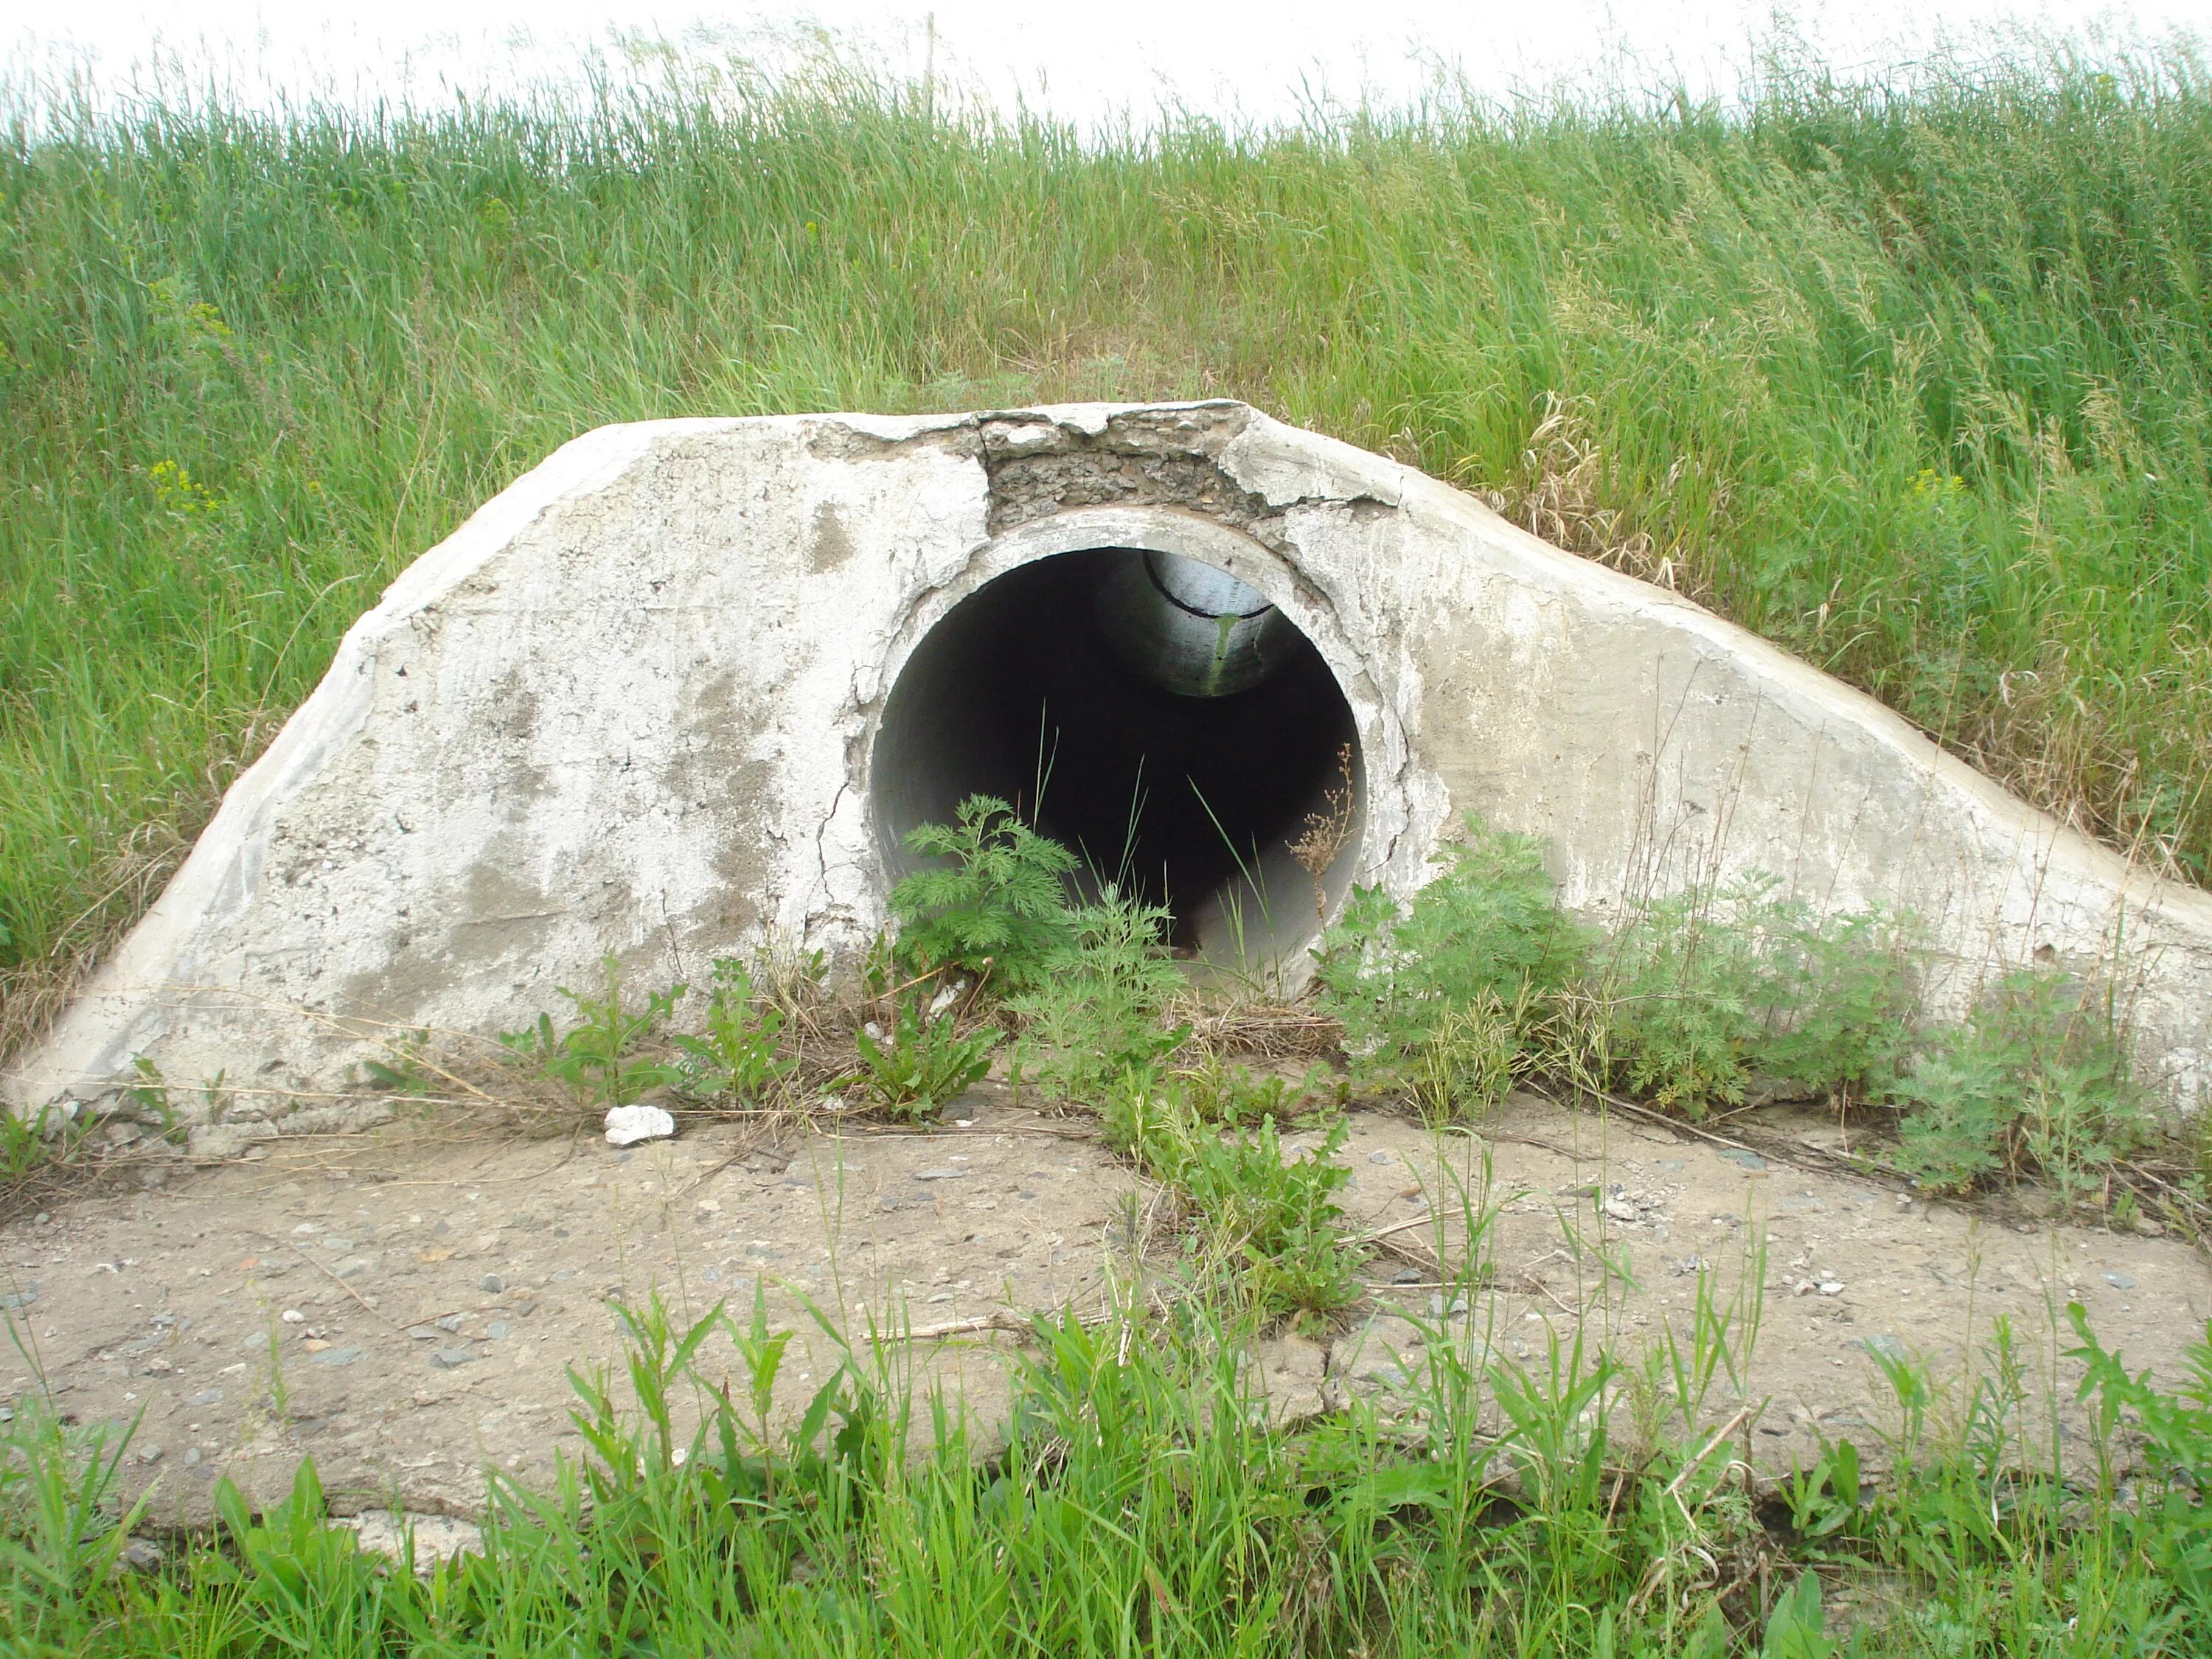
[{"x1": 870, "y1": 548, "x2": 1363, "y2": 968}]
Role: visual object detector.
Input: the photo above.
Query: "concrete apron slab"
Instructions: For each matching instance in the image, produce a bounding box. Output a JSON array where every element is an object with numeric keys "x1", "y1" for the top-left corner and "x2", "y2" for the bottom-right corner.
[{"x1": 11, "y1": 1091, "x2": 2205, "y2": 1528}]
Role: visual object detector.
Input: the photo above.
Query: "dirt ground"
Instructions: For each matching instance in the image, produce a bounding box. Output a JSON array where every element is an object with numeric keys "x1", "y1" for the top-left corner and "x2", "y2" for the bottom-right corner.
[{"x1": 9, "y1": 1087, "x2": 2208, "y2": 1540}]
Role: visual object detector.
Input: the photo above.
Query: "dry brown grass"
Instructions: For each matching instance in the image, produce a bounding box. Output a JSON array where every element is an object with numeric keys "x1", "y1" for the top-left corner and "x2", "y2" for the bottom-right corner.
[
  {"x1": 0, "y1": 816, "x2": 192, "y2": 1072},
  {"x1": 0, "y1": 711, "x2": 277, "y2": 1072},
  {"x1": 1477, "y1": 392, "x2": 1718, "y2": 600},
  {"x1": 1177, "y1": 996, "x2": 1345, "y2": 1062}
]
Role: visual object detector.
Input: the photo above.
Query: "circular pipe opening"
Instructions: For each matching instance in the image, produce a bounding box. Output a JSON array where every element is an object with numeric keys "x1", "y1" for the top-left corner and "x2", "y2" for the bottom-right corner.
[{"x1": 871, "y1": 547, "x2": 1363, "y2": 971}]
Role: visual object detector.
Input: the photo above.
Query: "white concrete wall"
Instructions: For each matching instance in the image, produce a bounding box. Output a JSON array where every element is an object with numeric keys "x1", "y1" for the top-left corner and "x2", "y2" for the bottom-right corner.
[{"x1": 9, "y1": 401, "x2": 2209, "y2": 1134}]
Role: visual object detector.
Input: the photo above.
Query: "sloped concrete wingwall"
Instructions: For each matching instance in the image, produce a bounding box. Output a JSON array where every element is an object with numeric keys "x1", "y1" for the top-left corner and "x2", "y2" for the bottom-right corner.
[{"x1": 9, "y1": 401, "x2": 2211, "y2": 1135}]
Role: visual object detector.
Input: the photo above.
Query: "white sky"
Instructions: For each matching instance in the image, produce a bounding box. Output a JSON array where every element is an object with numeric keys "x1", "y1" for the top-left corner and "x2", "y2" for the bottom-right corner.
[{"x1": 3, "y1": 1, "x2": 2208, "y2": 125}]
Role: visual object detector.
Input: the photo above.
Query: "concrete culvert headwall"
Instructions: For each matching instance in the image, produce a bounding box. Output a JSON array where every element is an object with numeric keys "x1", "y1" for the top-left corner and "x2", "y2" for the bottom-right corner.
[
  {"x1": 872, "y1": 546, "x2": 1363, "y2": 967},
  {"x1": 9, "y1": 400, "x2": 2212, "y2": 1143}
]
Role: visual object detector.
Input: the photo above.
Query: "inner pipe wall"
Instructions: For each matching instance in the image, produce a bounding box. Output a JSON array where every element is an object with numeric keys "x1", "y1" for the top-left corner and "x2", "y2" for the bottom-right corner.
[{"x1": 870, "y1": 547, "x2": 1363, "y2": 969}]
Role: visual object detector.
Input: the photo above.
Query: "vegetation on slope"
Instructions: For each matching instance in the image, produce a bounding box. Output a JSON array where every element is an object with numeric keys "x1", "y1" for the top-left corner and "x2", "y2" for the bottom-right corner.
[{"x1": 4, "y1": 41, "x2": 2211, "y2": 1049}]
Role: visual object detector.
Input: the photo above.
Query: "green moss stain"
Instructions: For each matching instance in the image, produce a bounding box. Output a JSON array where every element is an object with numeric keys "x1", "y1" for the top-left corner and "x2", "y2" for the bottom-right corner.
[{"x1": 1202, "y1": 612, "x2": 1239, "y2": 696}]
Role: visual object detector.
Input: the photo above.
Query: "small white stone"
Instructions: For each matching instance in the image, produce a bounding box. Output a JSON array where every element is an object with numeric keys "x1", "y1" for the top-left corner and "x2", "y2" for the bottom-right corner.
[
  {"x1": 603, "y1": 1105, "x2": 676, "y2": 1147},
  {"x1": 280, "y1": 1309, "x2": 305, "y2": 1324},
  {"x1": 1817, "y1": 1281, "x2": 1844, "y2": 1297}
]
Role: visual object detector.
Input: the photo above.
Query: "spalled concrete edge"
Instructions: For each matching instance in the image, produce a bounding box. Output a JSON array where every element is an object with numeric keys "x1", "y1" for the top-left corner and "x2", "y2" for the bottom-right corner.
[{"x1": 7, "y1": 400, "x2": 2211, "y2": 1121}]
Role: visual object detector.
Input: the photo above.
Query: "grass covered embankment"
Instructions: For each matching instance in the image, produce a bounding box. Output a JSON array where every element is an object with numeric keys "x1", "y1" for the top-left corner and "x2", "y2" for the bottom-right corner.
[{"x1": 4, "y1": 44, "x2": 2212, "y2": 1045}]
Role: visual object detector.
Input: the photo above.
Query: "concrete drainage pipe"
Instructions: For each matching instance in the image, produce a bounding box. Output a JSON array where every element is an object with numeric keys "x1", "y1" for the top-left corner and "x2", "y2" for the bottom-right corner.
[{"x1": 869, "y1": 546, "x2": 1363, "y2": 970}]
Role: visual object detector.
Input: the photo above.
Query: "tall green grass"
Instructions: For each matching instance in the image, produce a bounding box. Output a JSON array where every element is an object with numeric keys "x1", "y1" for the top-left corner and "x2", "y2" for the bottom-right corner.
[
  {"x1": 6, "y1": 1284, "x2": 2209, "y2": 1655},
  {"x1": 5, "y1": 41, "x2": 2211, "y2": 1043}
]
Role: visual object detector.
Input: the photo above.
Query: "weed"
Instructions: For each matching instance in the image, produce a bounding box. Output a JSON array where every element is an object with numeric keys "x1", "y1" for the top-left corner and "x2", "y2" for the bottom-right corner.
[
  {"x1": 1096, "y1": 1067, "x2": 1180, "y2": 1162},
  {"x1": 849, "y1": 1001, "x2": 998, "y2": 1122},
  {"x1": 3, "y1": 1281, "x2": 2211, "y2": 1652},
  {"x1": 0, "y1": 1395, "x2": 150, "y2": 1632},
  {"x1": 260, "y1": 1307, "x2": 291, "y2": 1420},
  {"x1": 1487, "y1": 1319, "x2": 1621, "y2": 1512},
  {"x1": 1008, "y1": 886, "x2": 1187, "y2": 1105},
  {"x1": 0, "y1": 1106, "x2": 82, "y2": 1189},
  {"x1": 1312, "y1": 807, "x2": 2159, "y2": 1207},
  {"x1": 1635, "y1": 1253, "x2": 1767, "y2": 1447},
  {"x1": 1318, "y1": 819, "x2": 1930, "y2": 1124},
  {"x1": 1753, "y1": 907, "x2": 1922, "y2": 1103},
  {"x1": 1172, "y1": 1050, "x2": 1337, "y2": 1127},
  {"x1": 888, "y1": 795, "x2": 1076, "y2": 994},
  {"x1": 1758, "y1": 1573, "x2": 1854, "y2": 1659},
  {"x1": 1098, "y1": 1054, "x2": 1335, "y2": 1166},
  {"x1": 722, "y1": 1281, "x2": 805, "y2": 1470},
  {"x1": 359, "y1": 1029, "x2": 439, "y2": 1099},
  {"x1": 2068, "y1": 1301, "x2": 2212, "y2": 1619},
  {"x1": 498, "y1": 954, "x2": 683, "y2": 1109},
  {"x1": 564, "y1": 1289, "x2": 877, "y2": 1537},
  {"x1": 203, "y1": 1461, "x2": 394, "y2": 1648},
  {"x1": 124, "y1": 1057, "x2": 186, "y2": 1144},
  {"x1": 1595, "y1": 887, "x2": 1775, "y2": 1113},
  {"x1": 1781, "y1": 1434, "x2": 1868, "y2": 1545},
  {"x1": 1186, "y1": 1117, "x2": 1363, "y2": 1326},
  {"x1": 670, "y1": 959, "x2": 796, "y2": 1108},
  {"x1": 1315, "y1": 814, "x2": 1589, "y2": 1102},
  {"x1": 1287, "y1": 742, "x2": 1358, "y2": 923},
  {"x1": 0, "y1": 1104, "x2": 94, "y2": 1226},
  {"x1": 1131, "y1": 1100, "x2": 1363, "y2": 1325},
  {"x1": 1894, "y1": 967, "x2": 2150, "y2": 1198},
  {"x1": 1408, "y1": 990, "x2": 1533, "y2": 1123},
  {"x1": 1593, "y1": 880, "x2": 1921, "y2": 1117}
]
